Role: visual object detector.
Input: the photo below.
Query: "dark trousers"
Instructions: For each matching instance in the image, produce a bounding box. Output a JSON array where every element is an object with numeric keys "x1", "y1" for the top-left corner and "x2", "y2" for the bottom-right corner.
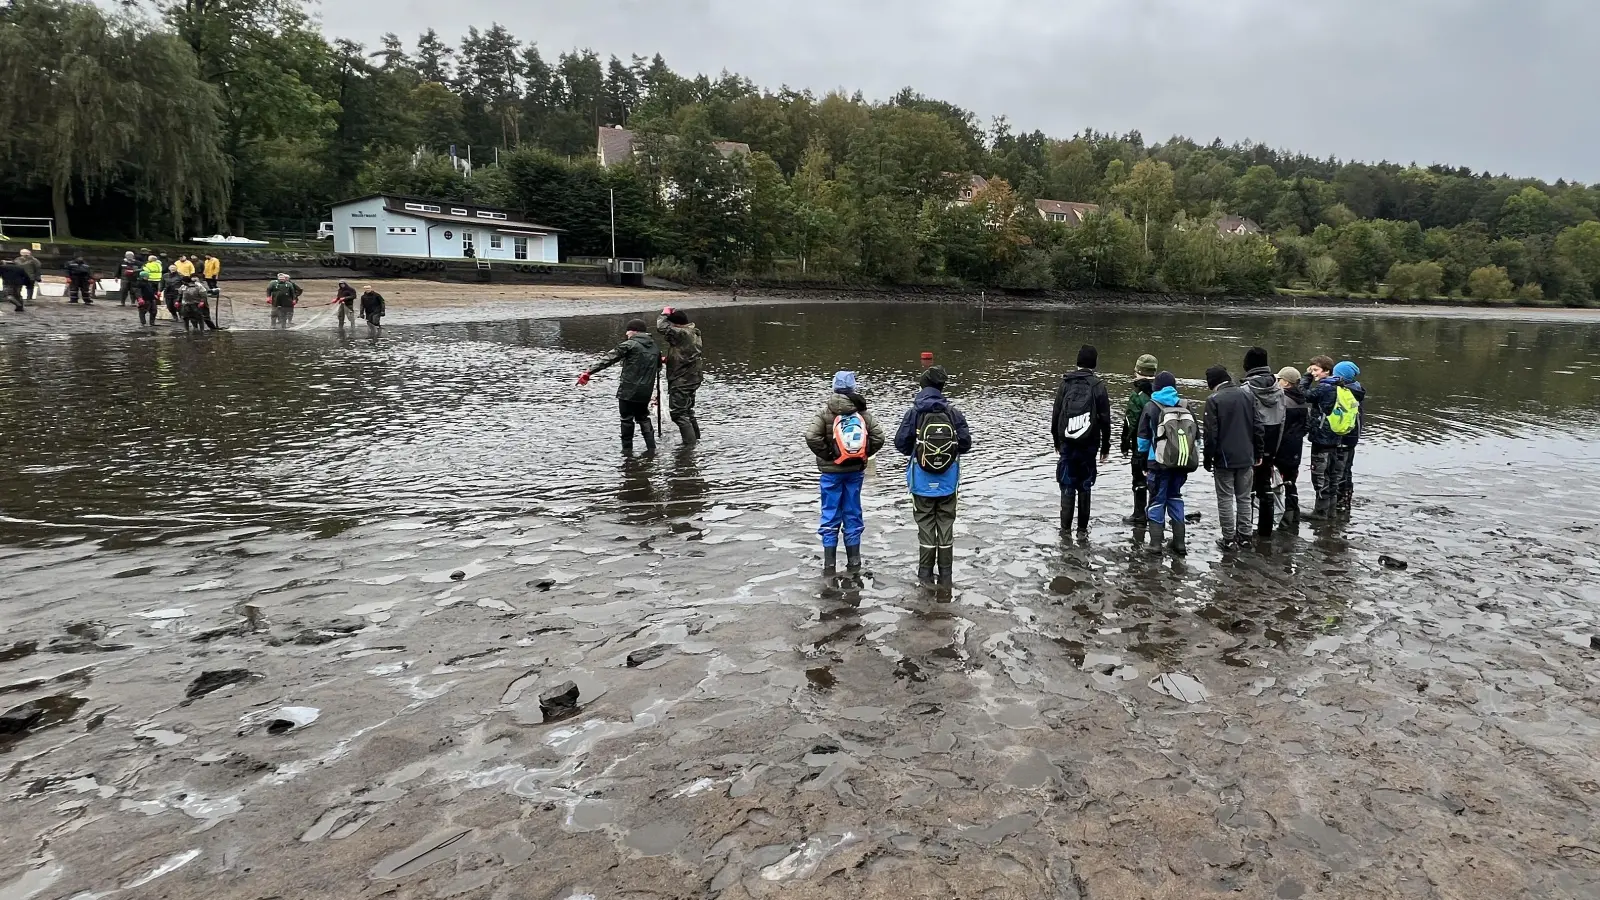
[
  {"x1": 138, "y1": 286, "x2": 159, "y2": 324},
  {"x1": 1056, "y1": 444, "x2": 1099, "y2": 494},
  {"x1": 22, "y1": 280, "x2": 35, "y2": 301},
  {"x1": 1252, "y1": 457, "x2": 1277, "y2": 534},
  {"x1": 1310, "y1": 444, "x2": 1343, "y2": 514},
  {"x1": 668, "y1": 381, "x2": 700, "y2": 434},
  {"x1": 619, "y1": 399, "x2": 654, "y2": 452},
  {"x1": 68, "y1": 277, "x2": 93, "y2": 303},
  {"x1": 1338, "y1": 445, "x2": 1356, "y2": 503},
  {"x1": 205, "y1": 277, "x2": 218, "y2": 292},
  {"x1": 913, "y1": 493, "x2": 958, "y2": 572}
]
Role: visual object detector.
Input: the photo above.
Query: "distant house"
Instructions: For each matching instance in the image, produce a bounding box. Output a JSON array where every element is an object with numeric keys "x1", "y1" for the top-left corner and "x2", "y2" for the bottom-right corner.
[
  {"x1": 596, "y1": 125, "x2": 751, "y2": 168},
  {"x1": 1216, "y1": 214, "x2": 1263, "y2": 235},
  {"x1": 329, "y1": 194, "x2": 562, "y2": 262},
  {"x1": 953, "y1": 174, "x2": 990, "y2": 204},
  {"x1": 1036, "y1": 199, "x2": 1099, "y2": 226}
]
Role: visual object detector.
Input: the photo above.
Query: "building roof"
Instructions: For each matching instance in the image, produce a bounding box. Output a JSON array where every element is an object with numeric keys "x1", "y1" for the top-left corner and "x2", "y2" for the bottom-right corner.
[
  {"x1": 597, "y1": 126, "x2": 752, "y2": 167},
  {"x1": 1036, "y1": 199, "x2": 1100, "y2": 224},
  {"x1": 1216, "y1": 214, "x2": 1263, "y2": 234},
  {"x1": 331, "y1": 193, "x2": 563, "y2": 233}
]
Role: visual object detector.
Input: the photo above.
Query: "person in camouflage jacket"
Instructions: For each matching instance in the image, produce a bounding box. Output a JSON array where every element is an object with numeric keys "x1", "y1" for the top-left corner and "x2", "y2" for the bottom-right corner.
[
  {"x1": 579, "y1": 318, "x2": 664, "y2": 455},
  {"x1": 656, "y1": 306, "x2": 704, "y2": 443}
]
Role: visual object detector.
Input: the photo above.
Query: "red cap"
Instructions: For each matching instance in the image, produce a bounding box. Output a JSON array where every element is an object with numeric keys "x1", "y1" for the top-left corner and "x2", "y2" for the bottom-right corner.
[{"x1": 920, "y1": 352, "x2": 934, "y2": 367}]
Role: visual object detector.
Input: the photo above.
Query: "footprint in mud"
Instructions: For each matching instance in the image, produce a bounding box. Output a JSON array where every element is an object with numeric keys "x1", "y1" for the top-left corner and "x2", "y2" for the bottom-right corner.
[
  {"x1": 185, "y1": 669, "x2": 261, "y2": 700},
  {"x1": 0, "y1": 694, "x2": 89, "y2": 749}
]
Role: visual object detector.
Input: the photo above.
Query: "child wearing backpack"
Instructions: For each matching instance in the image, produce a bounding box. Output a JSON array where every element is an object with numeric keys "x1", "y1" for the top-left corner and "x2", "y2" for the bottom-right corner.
[
  {"x1": 1136, "y1": 371, "x2": 1199, "y2": 555},
  {"x1": 1301, "y1": 356, "x2": 1361, "y2": 521},
  {"x1": 1051, "y1": 345, "x2": 1112, "y2": 536},
  {"x1": 1119, "y1": 354, "x2": 1158, "y2": 527},
  {"x1": 804, "y1": 371, "x2": 886, "y2": 575},
  {"x1": 894, "y1": 366, "x2": 972, "y2": 586}
]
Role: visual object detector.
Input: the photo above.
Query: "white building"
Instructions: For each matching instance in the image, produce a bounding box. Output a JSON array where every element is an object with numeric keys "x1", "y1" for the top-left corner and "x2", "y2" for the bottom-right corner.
[{"x1": 329, "y1": 194, "x2": 562, "y2": 263}]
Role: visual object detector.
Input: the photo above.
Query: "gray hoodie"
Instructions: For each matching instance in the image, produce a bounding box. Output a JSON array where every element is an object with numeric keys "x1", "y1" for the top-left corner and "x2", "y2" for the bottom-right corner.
[{"x1": 1243, "y1": 366, "x2": 1285, "y2": 454}]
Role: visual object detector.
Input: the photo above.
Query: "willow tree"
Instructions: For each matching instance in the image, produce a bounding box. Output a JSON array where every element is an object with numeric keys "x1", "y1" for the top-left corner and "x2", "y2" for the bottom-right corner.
[{"x1": 0, "y1": 0, "x2": 230, "y2": 238}]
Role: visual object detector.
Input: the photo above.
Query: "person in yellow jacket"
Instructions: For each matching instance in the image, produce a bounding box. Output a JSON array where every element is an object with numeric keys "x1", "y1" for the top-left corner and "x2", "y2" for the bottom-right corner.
[
  {"x1": 202, "y1": 254, "x2": 220, "y2": 293},
  {"x1": 141, "y1": 255, "x2": 163, "y2": 288},
  {"x1": 174, "y1": 255, "x2": 196, "y2": 278}
]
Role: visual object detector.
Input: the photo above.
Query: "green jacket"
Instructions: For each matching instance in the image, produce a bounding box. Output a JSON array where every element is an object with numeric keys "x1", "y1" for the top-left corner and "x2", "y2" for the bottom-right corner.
[
  {"x1": 804, "y1": 393, "x2": 886, "y2": 474},
  {"x1": 655, "y1": 315, "x2": 704, "y2": 388},
  {"x1": 588, "y1": 333, "x2": 662, "y2": 403},
  {"x1": 267, "y1": 279, "x2": 301, "y2": 306},
  {"x1": 15, "y1": 256, "x2": 41, "y2": 281},
  {"x1": 1121, "y1": 382, "x2": 1153, "y2": 455}
]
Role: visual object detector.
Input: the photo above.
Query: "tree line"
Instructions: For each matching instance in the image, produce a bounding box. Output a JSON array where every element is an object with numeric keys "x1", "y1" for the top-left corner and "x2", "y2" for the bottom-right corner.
[{"x1": 3, "y1": 0, "x2": 1599, "y2": 303}]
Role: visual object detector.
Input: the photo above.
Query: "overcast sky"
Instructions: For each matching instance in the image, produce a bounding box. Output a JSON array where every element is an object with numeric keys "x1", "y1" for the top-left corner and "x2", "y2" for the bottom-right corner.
[{"x1": 314, "y1": 0, "x2": 1597, "y2": 182}]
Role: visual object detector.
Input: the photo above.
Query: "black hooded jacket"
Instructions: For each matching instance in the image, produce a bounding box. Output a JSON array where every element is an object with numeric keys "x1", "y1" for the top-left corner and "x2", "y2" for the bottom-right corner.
[{"x1": 1051, "y1": 369, "x2": 1112, "y2": 457}]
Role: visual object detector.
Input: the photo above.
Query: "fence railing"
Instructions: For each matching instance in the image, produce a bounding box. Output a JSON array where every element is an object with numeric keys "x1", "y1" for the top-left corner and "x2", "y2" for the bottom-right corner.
[{"x1": 0, "y1": 217, "x2": 56, "y2": 244}]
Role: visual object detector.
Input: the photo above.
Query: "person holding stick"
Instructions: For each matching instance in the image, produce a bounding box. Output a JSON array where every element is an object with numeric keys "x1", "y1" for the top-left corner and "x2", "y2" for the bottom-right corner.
[
  {"x1": 578, "y1": 318, "x2": 663, "y2": 455},
  {"x1": 334, "y1": 279, "x2": 358, "y2": 328}
]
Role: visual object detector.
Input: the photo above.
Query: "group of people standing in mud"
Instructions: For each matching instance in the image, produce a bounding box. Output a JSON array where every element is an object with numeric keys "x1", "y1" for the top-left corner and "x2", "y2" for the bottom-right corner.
[
  {"x1": 580, "y1": 312, "x2": 1366, "y2": 588},
  {"x1": 109, "y1": 250, "x2": 225, "y2": 329},
  {"x1": 263, "y1": 275, "x2": 386, "y2": 332}
]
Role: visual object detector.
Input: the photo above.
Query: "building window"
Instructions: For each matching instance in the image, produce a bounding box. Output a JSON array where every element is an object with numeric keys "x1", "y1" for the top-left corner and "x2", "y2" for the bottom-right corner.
[
  {"x1": 476, "y1": 211, "x2": 508, "y2": 220},
  {"x1": 403, "y1": 202, "x2": 441, "y2": 213},
  {"x1": 514, "y1": 237, "x2": 528, "y2": 260},
  {"x1": 450, "y1": 208, "x2": 469, "y2": 216},
  {"x1": 1049, "y1": 212, "x2": 1067, "y2": 222},
  {"x1": 387, "y1": 226, "x2": 418, "y2": 235},
  {"x1": 489, "y1": 234, "x2": 502, "y2": 250},
  {"x1": 462, "y1": 231, "x2": 475, "y2": 254}
]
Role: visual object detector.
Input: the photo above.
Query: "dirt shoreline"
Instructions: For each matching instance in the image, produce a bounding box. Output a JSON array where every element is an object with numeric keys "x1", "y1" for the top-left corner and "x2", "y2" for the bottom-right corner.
[{"x1": 6, "y1": 279, "x2": 1600, "y2": 335}]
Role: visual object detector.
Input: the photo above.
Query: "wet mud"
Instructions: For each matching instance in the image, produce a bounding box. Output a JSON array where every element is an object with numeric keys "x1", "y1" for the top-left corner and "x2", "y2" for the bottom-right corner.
[{"x1": 0, "y1": 302, "x2": 1598, "y2": 899}]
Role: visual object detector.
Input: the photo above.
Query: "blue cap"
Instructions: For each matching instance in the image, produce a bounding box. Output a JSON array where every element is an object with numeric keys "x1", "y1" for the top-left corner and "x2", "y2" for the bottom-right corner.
[
  {"x1": 1333, "y1": 361, "x2": 1360, "y2": 381},
  {"x1": 832, "y1": 371, "x2": 857, "y2": 392}
]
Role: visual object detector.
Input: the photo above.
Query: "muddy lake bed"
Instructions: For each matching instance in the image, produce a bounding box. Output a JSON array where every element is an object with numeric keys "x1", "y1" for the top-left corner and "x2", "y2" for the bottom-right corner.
[{"x1": 1, "y1": 298, "x2": 1598, "y2": 899}]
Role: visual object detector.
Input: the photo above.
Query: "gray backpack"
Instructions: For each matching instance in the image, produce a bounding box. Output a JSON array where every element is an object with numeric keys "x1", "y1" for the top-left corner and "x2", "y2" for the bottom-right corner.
[{"x1": 1153, "y1": 405, "x2": 1200, "y2": 472}]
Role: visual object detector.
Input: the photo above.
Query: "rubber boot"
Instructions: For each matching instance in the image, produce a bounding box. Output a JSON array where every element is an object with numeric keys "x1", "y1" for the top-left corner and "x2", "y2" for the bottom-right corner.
[
  {"x1": 1122, "y1": 488, "x2": 1147, "y2": 525},
  {"x1": 1304, "y1": 493, "x2": 1333, "y2": 521},
  {"x1": 917, "y1": 545, "x2": 936, "y2": 586},
  {"x1": 1283, "y1": 485, "x2": 1300, "y2": 526},
  {"x1": 1076, "y1": 491, "x2": 1091, "y2": 535},
  {"x1": 822, "y1": 546, "x2": 838, "y2": 575},
  {"x1": 676, "y1": 418, "x2": 696, "y2": 445},
  {"x1": 1168, "y1": 519, "x2": 1188, "y2": 556},
  {"x1": 1257, "y1": 493, "x2": 1275, "y2": 538},
  {"x1": 936, "y1": 546, "x2": 953, "y2": 586},
  {"x1": 689, "y1": 414, "x2": 701, "y2": 440},
  {"x1": 1147, "y1": 523, "x2": 1165, "y2": 555},
  {"x1": 845, "y1": 545, "x2": 862, "y2": 574},
  {"x1": 639, "y1": 418, "x2": 657, "y2": 453},
  {"x1": 620, "y1": 419, "x2": 635, "y2": 455},
  {"x1": 1059, "y1": 492, "x2": 1074, "y2": 532}
]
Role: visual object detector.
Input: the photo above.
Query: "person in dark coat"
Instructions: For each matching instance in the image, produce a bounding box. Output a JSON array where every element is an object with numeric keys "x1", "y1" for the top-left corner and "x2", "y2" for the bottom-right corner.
[
  {"x1": 1333, "y1": 360, "x2": 1365, "y2": 513},
  {"x1": 656, "y1": 307, "x2": 704, "y2": 444},
  {"x1": 334, "y1": 279, "x2": 358, "y2": 328},
  {"x1": 1051, "y1": 345, "x2": 1112, "y2": 537},
  {"x1": 579, "y1": 318, "x2": 663, "y2": 455},
  {"x1": 1274, "y1": 367, "x2": 1309, "y2": 525},
  {"x1": 1241, "y1": 346, "x2": 1284, "y2": 536},
  {"x1": 359, "y1": 285, "x2": 385, "y2": 331},
  {"x1": 1, "y1": 260, "x2": 28, "y2": 312},
  {"x1": 1119, "y1": 353, "x2": 1158, "y2": 527},
  {"x1": 894, "y1": 366, "x2": 972, "y2": 586},
  {"x1": 64, "y1": 256, "x2": 95, "y2": 304},
  {"x1": 1203, "y1": 365, "x2": 1265, "y2": 550}
]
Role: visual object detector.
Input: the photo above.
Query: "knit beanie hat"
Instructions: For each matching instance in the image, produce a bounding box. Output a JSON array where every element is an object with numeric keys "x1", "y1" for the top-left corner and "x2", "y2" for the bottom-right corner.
[
  {"x1": 1154, "y1": 371, "x2": 1177, "y2": 392},
  {"x1": 625, "y1": 318, "x2": 647, "y2": 333},
  {"x1": 832, "y1": 371, "x2": 857, "y2": 393},
  {"x1": 1244, "y1": 346, "x2": 1269, "y2": 371},
  {"x1": 1332, "y1": 360, "x2": 1360, "y2": 381},
  {"x1": 1206, "y1": 365, "x2": 1232, "y2": 389},
  {"x1": 666, "y1": 309, "x2": 689, "y2": 325},
  {"x1": 1277, "y1": 366, "x2": 1301, "y2": 384},
  {"x1": 1135, "y1": 354, "x2": 1158, "y2": 377},
  {"x1": 1076, "y1": 345, "x2": 1098, "y2": 370},
  {"x1": 921, "y1": 366, "x2": 948, "y2": 389}
]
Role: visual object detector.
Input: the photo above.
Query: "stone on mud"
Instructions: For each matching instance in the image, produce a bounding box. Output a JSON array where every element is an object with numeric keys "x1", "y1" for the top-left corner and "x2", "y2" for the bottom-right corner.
[
  {"x1": 185, "y1": 669, "x2": 261, "y2": 700},
  {"x1": 625, "y1": 645, "x2": 667, "y2": 667},
  {"x1": 539, "y1": 681, "x2": 581, "y2": 721}
]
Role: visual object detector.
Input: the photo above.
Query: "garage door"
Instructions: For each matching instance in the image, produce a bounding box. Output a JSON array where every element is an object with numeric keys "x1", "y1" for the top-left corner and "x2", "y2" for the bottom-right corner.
[{"x1": 351, "y1": 227, "x2": 378, "y2": 254}]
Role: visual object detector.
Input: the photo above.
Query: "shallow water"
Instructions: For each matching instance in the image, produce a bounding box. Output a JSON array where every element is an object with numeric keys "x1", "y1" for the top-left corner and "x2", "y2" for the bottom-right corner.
[{"x1": 1, "y1": 301, "x2": 1598, "y2": 899}]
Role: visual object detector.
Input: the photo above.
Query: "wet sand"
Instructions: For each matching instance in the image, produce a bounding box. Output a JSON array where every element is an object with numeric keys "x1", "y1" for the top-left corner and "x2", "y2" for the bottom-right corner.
[{"x1": 0, "y1": 299, "x2": 1597, "y2": 900}]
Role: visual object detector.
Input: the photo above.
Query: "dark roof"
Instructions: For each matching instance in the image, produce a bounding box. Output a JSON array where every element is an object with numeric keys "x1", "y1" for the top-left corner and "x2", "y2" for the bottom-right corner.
[
  {"x1": 597, "y1": 126, "x2": 751, "y2": 166},
  {"x1": 1036, "y1": 199, "x2": 1099, "y2": 224},
  {"x1": 330, "y1": 193, "x2": 563, "y2": 233},
  {"x1": 1216, "y1": 214, "x2": 1263, "y2": 234}
]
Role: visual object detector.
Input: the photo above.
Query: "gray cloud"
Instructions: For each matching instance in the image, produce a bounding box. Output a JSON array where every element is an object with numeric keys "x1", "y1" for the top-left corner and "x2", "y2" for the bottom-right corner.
[{"x1": 315, "y1": 0, "x2": 1596, "y2": 180}]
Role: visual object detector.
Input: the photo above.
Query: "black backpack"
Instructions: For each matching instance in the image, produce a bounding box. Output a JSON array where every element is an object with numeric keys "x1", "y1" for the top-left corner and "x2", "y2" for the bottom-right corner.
[
  {"x1": 915, "y1": 406, "x2": 958, "y2": 473},
  {"x1": 1057, "y1": 374, "x2": 1100, "y2": 444}
]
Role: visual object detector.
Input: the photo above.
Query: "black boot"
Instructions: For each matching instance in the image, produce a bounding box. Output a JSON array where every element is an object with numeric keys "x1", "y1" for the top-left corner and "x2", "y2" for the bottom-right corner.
[
  {"x1": 1304, "y1": 493, "x2": 1333, "y2": 521},
  {"x1": 822, "y1": 546, "x2": 838, "y2": 575},
  {"x1": 689, "y1": 414, "x2": 701, "y2": 440},
  {"x1": 1168, "y1": 519, "x2": 1187, "y2": 556},
  {"x1": 620, "y1": 419, "x2": 635, "y2": 455},
  {"x1": 639, "y1": 419, "x2": 657, "y2": 453},
  {"x1": 1059, "y1": 491, "x2": 1074, "y2": 532},
  {"x1": 1257, "y1": 494, "x2": 1275, "y2": 538},
  {"x1": 1147, "y1": 523, "x2": 1165, "y2": 555},
  {"x1": 845, "y1": 544, "x2": 862, "y2": 574},
  {"x1": 936, "y1": 546, "x2": 953, "y2": 586},
  {"x1": 1122, "y1": 488, "x2": 1147, "y2": 525},
  {"x1": 1075, "y1": 491, "x2": 1091, "y2": 535},
  {"x1": 1282, "y1": 485, "x2": 1300, "y2": 526},
  {"x1": 918, "y1": 546, "x2": 936, "y2": 586},
  {"x1": 676, "y1": 418, "x2": 696, "y2": 445}
]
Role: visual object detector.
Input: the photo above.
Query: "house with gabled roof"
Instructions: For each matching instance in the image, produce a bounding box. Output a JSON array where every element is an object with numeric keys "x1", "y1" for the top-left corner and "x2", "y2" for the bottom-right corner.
[{"x1": 1035, "y1": 199, "x2": 1099, "y2": 226}]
